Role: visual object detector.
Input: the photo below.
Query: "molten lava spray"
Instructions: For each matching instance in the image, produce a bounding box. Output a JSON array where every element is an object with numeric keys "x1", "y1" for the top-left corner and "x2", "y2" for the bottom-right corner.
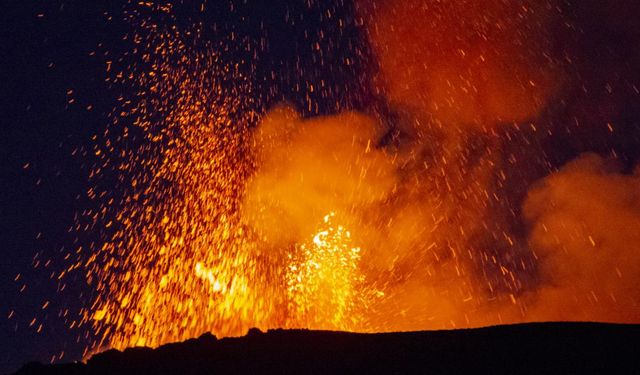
[
  {"x1": 286, "y1": 212, "x2": 372, "y2": 331},
  {"x1": 71, "y1": 8, "x2": 275, "y2": 351},
  {"x1": 50, "y1": 0, "x2": 639, "y2": 356}
]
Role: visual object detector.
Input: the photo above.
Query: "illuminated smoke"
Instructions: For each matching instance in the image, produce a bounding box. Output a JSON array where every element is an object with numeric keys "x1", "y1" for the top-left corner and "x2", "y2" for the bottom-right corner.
[
  {"x1": 359, "y1": 0, "x2": 564, "y2": 131},
  {"x1": 241, "y1": 105, "x2": 396, "y2": 247},
  {"x1": 243, "y1": 104, "x2": 518, "y2": 331},
  {"x1": 242, "y1": 106, "x2": 391, "y2": 330},
  {"x1": 46, "y1": 0, "x2": 639, "y2": 356},
  {"x1": 523, "y1": 153, "x2": 640, "y2": 322}
]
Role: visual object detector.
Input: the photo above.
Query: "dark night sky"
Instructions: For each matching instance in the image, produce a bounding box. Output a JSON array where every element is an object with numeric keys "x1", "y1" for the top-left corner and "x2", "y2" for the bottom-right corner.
[
  {"x1": 1, "y1": 1, "x2": 639, "y2": 373},
  {"x1": 1, "y1": 3, "x2": 115, "y2": 371}
]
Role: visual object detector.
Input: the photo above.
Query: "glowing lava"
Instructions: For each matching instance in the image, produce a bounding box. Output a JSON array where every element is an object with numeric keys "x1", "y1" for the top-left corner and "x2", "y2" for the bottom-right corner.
[
  {"x1": 286, "y1": 212, "x2": 372, "y2": 331},
  {"x1": 49, "y1": 0, "x2": 639, "y2": 359}
]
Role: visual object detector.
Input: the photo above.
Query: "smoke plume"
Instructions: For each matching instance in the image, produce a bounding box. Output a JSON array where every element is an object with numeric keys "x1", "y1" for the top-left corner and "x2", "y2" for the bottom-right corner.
[
  {"x1": 523, "y1": 153, "x2": 640, "y2": 322},
  {"x1": 359, "y1": 0, "x2": 564, "y2": 132},
  {"x1": 239, "y1": 0, "x2": 640, "y2": 328},
  {"x1": 241, "y1": 102, "x2": 522, "y2": 330}
]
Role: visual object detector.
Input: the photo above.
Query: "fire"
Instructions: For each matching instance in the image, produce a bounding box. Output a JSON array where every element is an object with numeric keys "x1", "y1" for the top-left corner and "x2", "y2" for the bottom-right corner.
[
  {"x1": 286, "y1": 212, "x2": 372, "y2": 331},
  {"x1": 49, "y1": 0, "x2": 639, "y2": 358},
  {"x1": 74, "y1": 8, "x2": 382, "y2": 352},
  {"x1": 71, "y1": 10, "x2": 276, "y2": 352}
]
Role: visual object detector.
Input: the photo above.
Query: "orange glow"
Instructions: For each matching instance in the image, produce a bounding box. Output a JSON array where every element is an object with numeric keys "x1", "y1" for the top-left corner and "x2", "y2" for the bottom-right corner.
[
  {"x1": 73, "y1": 14, "x2": 277, "y2": 352},
  {"x1": 286, "y1": 212, "x2": 374, "y2": 331},
  {"x1": 56, "y1": 1, "x2": 639, "y2": 357},
  {"x1": 359, "y1": 0, "x2": 564, "y2": 130}
]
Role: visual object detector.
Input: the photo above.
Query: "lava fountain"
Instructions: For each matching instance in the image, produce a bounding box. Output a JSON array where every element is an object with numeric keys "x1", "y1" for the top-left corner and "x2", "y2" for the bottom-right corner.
[{"x1": 48, "y1": 0, "x2": 640, "y2": 357}]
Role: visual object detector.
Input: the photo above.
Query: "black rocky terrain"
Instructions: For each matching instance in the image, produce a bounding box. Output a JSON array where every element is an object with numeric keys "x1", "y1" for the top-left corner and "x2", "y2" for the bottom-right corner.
[{"x1": 14, "y1": 322, "x2": 640, "y2": 374}]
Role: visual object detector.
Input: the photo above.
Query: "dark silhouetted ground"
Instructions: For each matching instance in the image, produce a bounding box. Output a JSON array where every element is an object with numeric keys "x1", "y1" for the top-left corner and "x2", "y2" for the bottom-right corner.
[{"x1": 13, "y1": 322, "x2": 640, "y2": 374}]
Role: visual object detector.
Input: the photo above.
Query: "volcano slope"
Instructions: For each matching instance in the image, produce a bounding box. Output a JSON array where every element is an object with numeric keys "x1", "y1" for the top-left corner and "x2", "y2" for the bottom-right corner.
[{"x1": 14, "y1": 322, "x2": 640, "y2": 374}]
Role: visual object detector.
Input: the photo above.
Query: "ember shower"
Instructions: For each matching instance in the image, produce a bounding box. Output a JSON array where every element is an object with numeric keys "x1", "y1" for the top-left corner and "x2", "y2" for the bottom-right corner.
[{"x1": 49, "y1": 0, "x2": 639, "y2": 355}]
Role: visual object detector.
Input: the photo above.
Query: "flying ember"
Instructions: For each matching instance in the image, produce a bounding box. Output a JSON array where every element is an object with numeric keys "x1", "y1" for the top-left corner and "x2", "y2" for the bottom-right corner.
[
  {"x1": 286, "y1": 212, "x2": 373, "y2": 331},
  {"x1": 42, "y1": 0, "x2": 640, "y2": 358}
]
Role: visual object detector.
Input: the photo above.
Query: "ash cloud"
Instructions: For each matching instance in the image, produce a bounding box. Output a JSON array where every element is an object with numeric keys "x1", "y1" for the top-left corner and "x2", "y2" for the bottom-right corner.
[
  {"x1": 240, "y1": 0, "x2": 640, "y2": 330},
  {"x1": 242, "y1": 104, "x2": 504, "y2": 330},
  {"x1": 523, "y1": 153, "x2": 640, "y2": 322},
  {"x1": 359, "y1": 0, "x2": 565, "y2": 132},
  {"x1": 241, "y1": 105, "x2": 397, "y2": 248}
]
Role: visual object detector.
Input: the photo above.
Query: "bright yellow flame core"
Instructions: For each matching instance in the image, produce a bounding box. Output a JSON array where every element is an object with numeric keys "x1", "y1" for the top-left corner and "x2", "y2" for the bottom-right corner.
[
  {"x1": 71, "y1": 3, "x2": 640, "y2": 356},
  {"x1": 286, "y1": 212, "x2": 372, "y2": 331},
  {"x1": 91, "y1": 208, "x2": 370, "y2": 350}
]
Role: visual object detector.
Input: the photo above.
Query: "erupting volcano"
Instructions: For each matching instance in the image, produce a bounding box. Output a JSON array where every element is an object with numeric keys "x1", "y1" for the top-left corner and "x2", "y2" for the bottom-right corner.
[{"x1": 3, "y1": 0, "x2": 640, "y2": 372}]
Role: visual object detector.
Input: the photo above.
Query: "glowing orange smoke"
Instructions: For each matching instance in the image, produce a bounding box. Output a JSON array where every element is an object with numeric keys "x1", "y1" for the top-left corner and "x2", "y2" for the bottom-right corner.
[
  {"x1": 523, "y1": 153, "x2": 640, "y2": 323},
  {"x1": 359, "y1": 0, "x2": 564, "y2": 129},
  {"x1": 57, "y1": 0, "x2": 639, "y2": 357}
]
